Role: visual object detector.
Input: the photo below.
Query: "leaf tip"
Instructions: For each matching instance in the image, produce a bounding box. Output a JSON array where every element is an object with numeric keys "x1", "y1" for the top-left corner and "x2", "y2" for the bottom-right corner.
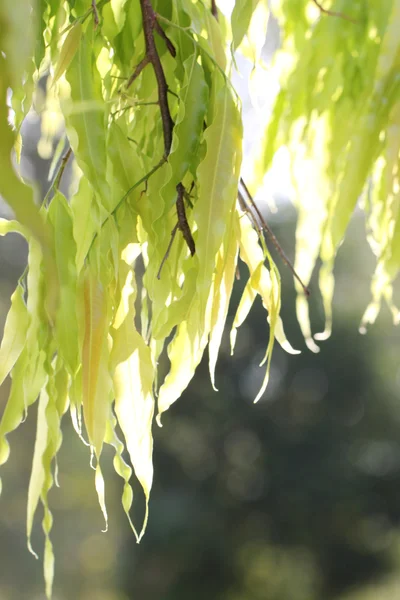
[
  {"x1": 305, "y1": 337, "x2": 320, "y2": 353},
  {"x1": 27, "y1": 539, "x2": 39, "y2": 560}
]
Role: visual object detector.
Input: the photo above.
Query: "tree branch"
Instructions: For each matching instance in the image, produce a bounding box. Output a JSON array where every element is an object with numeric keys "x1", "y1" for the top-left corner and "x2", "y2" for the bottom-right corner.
[
  {"x1": 91, "y1": 0, "x2": 99, "y2": 28},
  {"x1": 157, "y1": 223, "x2": 179, "y2": 280},
  {"x1": 135, "y1": 0, "x2": 174, "y2": 156},
  {"x1": 127, "y1": 0, "x2": 196, "y2": 273},
  {"x1": 86, "y1": 2, "x2": 184, "y2": 262},
  {"x1": 154, "y1": 19, "x2": 176, "y2": 57},
  {"x1": 127, "y1": 56, "x2": 150, "y2": 88},
  {"x1": 43, "y1": 146, "x2": 72, "y2": 206},
  {"x1": 176, "y1": 183, "x2": 195, "y2": 256},
  {"x1": 311, "y1": 0, "x2": 357, "y2": 23},
  {"x1": 240, "y1": 179, "x2": 310, "y2": 296}
]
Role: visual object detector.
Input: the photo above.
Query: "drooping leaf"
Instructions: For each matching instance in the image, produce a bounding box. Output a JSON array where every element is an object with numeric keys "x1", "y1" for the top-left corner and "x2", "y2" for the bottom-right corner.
[
  {"x1": 209, "y1": 209, "x2": 239, "y2": 390},
  {"x1": 111, "y1": 258, "x2": 155, "y2": 539},
  {"x1": 231, "y1": 0, "x2": 261, "y2": 51},
  {"x1": 48, "y1": 192, "x2": 80, "y2": 374},
  {"x1": 0, "y1": 283, "x2": 30, "y2": 387},
  {"x1": 64, "y1": 28, "x2": 111, "y2": 211},
  {"x1": 82, "y1": 265, "x2": 111, "y2": 455},
  {"x1": 52, "y1": 22, "x2": 83, "y2": 85},
  {"x1": 157, "y1": 69, "x2": 242, "y2": 417}
]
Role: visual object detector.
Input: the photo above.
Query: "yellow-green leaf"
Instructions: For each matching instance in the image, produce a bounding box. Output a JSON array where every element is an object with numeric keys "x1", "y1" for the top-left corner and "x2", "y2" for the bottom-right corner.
[
  {"x1": 82, "y1": 267, "x2": 112, "y2": 454},
  {"x1": 52, "y1": 23, "x2": 82, "y2": 85},
  {"x1": 111, "y1": 256, "x2": 155, "y2": 539},
  {"x1": 0, "y1": 283, "x2": 29, "y2": 387}
]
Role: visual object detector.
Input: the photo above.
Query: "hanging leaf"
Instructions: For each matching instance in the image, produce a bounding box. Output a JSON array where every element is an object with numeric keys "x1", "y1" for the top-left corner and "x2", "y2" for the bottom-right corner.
[
  {"x1": 52, "y1": 22, "x2": 82, "y2": 85},
  {"x1": 231, "y1": 0, "x2": 261, "y2": 50}
]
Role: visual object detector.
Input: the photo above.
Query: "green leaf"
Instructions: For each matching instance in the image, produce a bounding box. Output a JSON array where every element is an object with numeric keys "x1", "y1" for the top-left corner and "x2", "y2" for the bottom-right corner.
[
  {"x1": 231, "y1": 0, "x2": 260, "y2": 51},
  {"x1": 194, "y1": 70, "x2": 242, "y2": 337},
  {"x1": 0, "y1": 56, "x2": 52, "y2": 250},
  {"x1": 209, "y1": 208, "x2": 239, "y2": 390},
  {"x1": 0, "y1": 0, "x2": 35, "y2": 88},
  {"x1": 111, "y1": 259, "x2": 155, "y2": 540},
  {"x1": 48, "y1": 192, "x2": 80, "y2": 374},
  {"x1": 27, "y1": 387, "x2": 50, "y2": 560},
  {"x1": 71, "y1": 175, "x2": 100, "y2": 273},
  {"x1": 169, "y1": 52, "x2": 209, "y2": 181},
  {"x1": 107, "y1": 121, "x2": 146, "y2": 205},
  {"x1": 0, "y1": 232, "x2": 50, "y2": 468},
  {"x1": 64, "y1": 29, "x2": 111, "y2": 211},
  {"x1": 157, "y1": 70, "x2": 242, "y2": 417},
  {"x1": 0, "y1": 283, "x2": 29, "y2": 388},
  {"x1": 105, "y1": 412, "x2": 139, "y2": 541},
  {"x1": 234, "y1": 210, "x2": 299, "y2": 402},
  {"x1": 82, "y1": 266, "x2": 112, "y2": 455},
  {"x1": 52, "y1": 22, "x2": 82, "y2": 85}
]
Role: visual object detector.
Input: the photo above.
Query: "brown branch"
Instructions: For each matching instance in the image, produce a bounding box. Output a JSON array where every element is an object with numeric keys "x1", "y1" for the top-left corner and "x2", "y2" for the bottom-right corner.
[
  {"x1": 176, "y1": 183, "x2": 195, "y2": 256},
  {"x1": 83, "y1": 2, "x2": 182, "y2": 262},
  {"x1": 127, "y1": 0, "x2": 196, "y2": 269},
  {"x1": 43, "y1": 146, "x2": 72, "y2": 206},
  {"x1": 240, "y1": 179, "x2": 310, "y2": 297},
  {"x1": 91, "y1": 0, "x2": 99, "y2": 28},
  {"x1": 136, "y1": 0, "x2": 174, "y2": 156},
  {"x1": 157, "y1": 222, "x2": 179, "y2": 279},
  {"x1": 157, "y1": 185, "x2": 196, "y2": 279},
  {"x1": 211, "y1": 0, "x2": 218, "y2": 20},
  {"x1": 54, "y1": 147, "x2": 72, "y2": 191},
  {"x1": 154, "y1": 19, "x2": 176, "y2": 57},
  {"x1": 311, "y1": 0, "x2": 357, "y2": 23},
  {"x1": 127, "y1": 56, "x2": 150, "y2": 88}
]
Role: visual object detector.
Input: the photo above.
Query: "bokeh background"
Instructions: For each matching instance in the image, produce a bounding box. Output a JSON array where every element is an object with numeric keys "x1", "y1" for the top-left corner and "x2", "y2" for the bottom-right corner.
[{"x1": 1, "y1": 7, "x2": 400, "y2": 600}]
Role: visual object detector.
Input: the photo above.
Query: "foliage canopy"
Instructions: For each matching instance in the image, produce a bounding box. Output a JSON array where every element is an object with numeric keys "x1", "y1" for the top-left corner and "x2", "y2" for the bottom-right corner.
[{"x1": 0, "y1": 0, "x2": 400, "y2": 595}]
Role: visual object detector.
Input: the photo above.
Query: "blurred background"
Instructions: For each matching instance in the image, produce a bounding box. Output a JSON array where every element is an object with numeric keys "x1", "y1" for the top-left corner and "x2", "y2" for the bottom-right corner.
[{"x1": 2, "y1": 7, "x2": 400, "y2": 600}]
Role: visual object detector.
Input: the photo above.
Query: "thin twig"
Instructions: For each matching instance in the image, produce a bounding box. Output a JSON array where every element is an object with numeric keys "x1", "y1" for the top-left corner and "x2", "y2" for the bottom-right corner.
[
  {"x1": 91, "y1": 0, "x2": 99, "y2": 28},
  {"x1": 158, "y1": 185, "x2": 196, "y2": 279},
  {"x1": 43, "y1": 146, "x2": 72, "y2": 205},
  {"x1": 110, "y1": 101, "x2": 159, "y2": 119},
  {"x1": 240, "y1": 178, "x2": 310, "y2": 296},
  {"x1": 176, "y1": 183, "x2": 195, "y2": 255},
  {"x1": 111, "y1": 106, "x2": 132, "y2": 119},
  {"x1": 134, "y1": 0, "x2": 195, "y2": 261},
  {"x1": 58, "y1": 0, "x2": 109, "y2": 36},
  {"x1": 127, "y1": 56, "x2": 150, "y2": 88},
  {"x1": 157, "y1": 222, "x2": 179, "y2": 279},
  {"x1": 138, "y1": 0, "x2": 174, "y2": 156},
  {"x1": 238, "y1": 190, "x2": 261, "y2": 239},
  {"x1": 87, "y1": 158, "x2": 166, "y2": 257},
  {"x1": 167, "y1": 88, "x2": 179, "y2": 99},
  {"x1": 54, "y1": 147, "x2": 72, "y2": 190},
  {"x1": 154, "y1": 19, "x2": 176, "y2": 57},
  {"x1": 112, "y1": 158, "x2": 166, "y2": 218},
  {"x1": 311, "y1": 0, "x2": 357, "y2": 23}
]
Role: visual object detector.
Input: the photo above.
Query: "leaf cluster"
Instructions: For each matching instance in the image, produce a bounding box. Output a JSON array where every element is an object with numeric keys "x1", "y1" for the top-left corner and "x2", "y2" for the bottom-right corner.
[{"x1": 0, "y1": 0, "x2": 399, "y2": 596}]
